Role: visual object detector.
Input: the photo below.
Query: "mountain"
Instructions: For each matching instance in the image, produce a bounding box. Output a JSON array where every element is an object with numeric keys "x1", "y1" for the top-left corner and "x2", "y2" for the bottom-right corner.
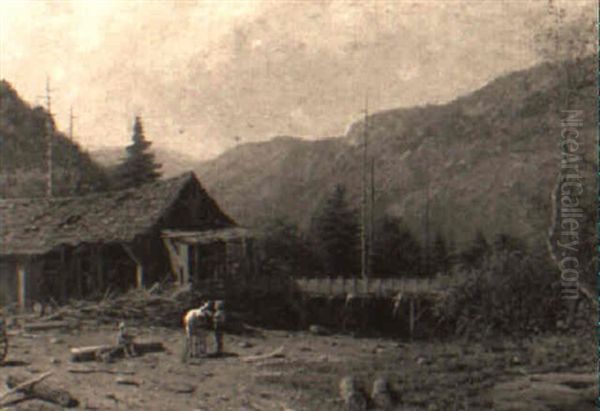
[
  {"x1": 0, "y1": 80, "x2": 109, "y2": 198},
  {"x1": 195, "y1": 56, "x2": 596, "y2": 249},
  {"x1": 90, "y1": 146, "x2": 198, "y2": 179}
]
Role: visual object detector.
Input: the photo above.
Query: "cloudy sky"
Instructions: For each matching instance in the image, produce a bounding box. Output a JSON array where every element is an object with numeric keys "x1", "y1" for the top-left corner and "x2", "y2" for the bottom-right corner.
[{"x1": 0, "y1": 0, "x2": 593, "y2": 159}]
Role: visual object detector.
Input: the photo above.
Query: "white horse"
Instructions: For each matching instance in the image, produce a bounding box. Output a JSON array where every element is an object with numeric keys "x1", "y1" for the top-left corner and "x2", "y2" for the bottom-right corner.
[{"x1": 183, "y1": 303, "x2": 212, "y2": 358}]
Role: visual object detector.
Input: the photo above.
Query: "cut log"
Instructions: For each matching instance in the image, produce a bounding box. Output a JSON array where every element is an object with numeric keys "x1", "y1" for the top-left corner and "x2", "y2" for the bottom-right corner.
[
  {"x1": 241, "y1": 346, "x2": 284, "y2": 363},
  {"x1": 23, "y1": 321, "x2": 74, "y2": 332},
  {"x1": 5, "y1": 373, "x2": 79, "y2": 408},
  {"x1": 70, "y1": 341, "x2": 165, "y2": 362}
]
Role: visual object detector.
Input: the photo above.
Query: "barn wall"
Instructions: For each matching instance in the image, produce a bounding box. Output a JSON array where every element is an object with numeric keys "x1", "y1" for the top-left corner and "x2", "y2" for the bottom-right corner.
[{"x1": 0, "y1": 259, "x2": 18, "y2": 307}]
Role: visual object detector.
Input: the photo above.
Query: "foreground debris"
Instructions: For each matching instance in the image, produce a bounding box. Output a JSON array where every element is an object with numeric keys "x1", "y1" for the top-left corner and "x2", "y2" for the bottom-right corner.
[
  {"x1": 70, "y1": 342, "x2": 165, "y2": 362},
  {"x1": 242, "y1": 346, "x2": 285, "y2": 363},
  {"x1": 3, "y1": 372, "x2": 79, "y2": 408}
]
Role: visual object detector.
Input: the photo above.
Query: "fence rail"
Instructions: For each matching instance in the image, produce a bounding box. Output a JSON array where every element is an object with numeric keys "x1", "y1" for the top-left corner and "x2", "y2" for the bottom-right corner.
[{"x1": 191, "y1": 274, "x2": 463, "y2": 298}]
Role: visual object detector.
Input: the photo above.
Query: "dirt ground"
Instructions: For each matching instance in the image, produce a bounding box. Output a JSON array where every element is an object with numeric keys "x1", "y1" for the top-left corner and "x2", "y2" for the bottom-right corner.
[{"x1": 0, "y1": 324, "x2": 594, "y2": 411}]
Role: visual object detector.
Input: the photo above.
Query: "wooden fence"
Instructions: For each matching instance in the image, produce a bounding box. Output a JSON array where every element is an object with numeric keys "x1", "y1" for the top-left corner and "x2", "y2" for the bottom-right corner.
[
  {"x1": 191, "y1": 273, "x2": 464, "y2": 298},
  {"x1": 294, "y1": 274, "x2": 463, "y2": 297}
]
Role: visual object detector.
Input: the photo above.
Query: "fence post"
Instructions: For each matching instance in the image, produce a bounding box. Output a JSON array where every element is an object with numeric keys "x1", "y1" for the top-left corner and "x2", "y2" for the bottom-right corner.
[
  {"x1": 352, "y1": 277, "x2": 357, "y2": 294},
  {"x1": 365, "y1": 276, "x2": 369, "y2": 295},
  {"x1": 341, "y1": 276, "x2": 346, "y2": 294},
  {"x1": 409, "y1": 297, "x2": 415, "y2": 340},
  {"x1": 378, "y1": 278, "x2": 383, "y2": 296},
  {"x1": 328, "y1": 277, "x2": 333, "y2": 296}
]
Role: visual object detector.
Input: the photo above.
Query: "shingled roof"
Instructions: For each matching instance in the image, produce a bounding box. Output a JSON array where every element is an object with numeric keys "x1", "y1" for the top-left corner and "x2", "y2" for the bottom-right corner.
[{"x1": 0, "y1": 172, "x2": 234, "y2": 256}]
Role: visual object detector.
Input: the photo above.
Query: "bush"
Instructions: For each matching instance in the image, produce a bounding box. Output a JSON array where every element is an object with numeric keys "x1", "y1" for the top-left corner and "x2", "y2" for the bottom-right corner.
[{"x1": 433, "y1": 250, "x2": 562, "y2": 338}]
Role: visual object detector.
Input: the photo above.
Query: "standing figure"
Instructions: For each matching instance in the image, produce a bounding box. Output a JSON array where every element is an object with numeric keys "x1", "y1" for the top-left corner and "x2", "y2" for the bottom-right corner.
[
  {"x1": 213, "y1": 300, "x2": 226, "y2": 356},
  {"x1": 117, "y1": 322, "x2": 137, "y2": 357}
]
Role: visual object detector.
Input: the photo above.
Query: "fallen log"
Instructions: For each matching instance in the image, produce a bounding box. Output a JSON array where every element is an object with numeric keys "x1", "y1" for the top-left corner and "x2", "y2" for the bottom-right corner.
[
  {"x1": 23, "y1": 321, "x2": 74, "y2": 332},
  {"x1": 241, "y1": 346, "x2": 285, "y2": 363},
  {"x1": 5, "y1": 372, "x2": 79, "y2": 408},
  {"x1": 70, "y1": 341, "x2": 165, "y2": 362},
  {"x1": 67, "y1": 367, "x2": 135, "y2": 375}
]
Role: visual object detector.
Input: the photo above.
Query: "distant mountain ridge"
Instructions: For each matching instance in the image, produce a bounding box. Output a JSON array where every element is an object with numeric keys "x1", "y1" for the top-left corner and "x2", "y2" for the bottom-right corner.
[
  {"x1": 195, "y1": 56, "x2": 596, "y2": 249},
  {"x1": 90, "y1": 146, "x2": 198, "y2": 179}
]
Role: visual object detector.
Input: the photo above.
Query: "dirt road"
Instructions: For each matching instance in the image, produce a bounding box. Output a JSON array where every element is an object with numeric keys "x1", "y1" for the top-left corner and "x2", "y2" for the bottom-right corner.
[{"x1": 0, "y1": 325, "x2": 593, "y2": 410}]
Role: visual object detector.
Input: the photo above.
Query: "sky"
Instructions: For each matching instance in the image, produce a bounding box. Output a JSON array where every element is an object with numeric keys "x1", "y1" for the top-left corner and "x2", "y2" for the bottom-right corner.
[{"x1": 0, "y1": 0, "x2": 594, "y2": 160}]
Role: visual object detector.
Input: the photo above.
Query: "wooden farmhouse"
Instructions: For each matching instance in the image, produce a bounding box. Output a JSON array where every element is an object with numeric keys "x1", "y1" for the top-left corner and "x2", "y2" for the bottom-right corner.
[{"x1": 0, "y1": 172, "x2": 255, "y2": 309}]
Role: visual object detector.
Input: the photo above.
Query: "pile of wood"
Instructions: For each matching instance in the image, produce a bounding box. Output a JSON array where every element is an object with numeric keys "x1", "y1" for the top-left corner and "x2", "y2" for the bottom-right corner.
[{"x1": 36, "y1": 286, "x2": 205, "y2": 328}]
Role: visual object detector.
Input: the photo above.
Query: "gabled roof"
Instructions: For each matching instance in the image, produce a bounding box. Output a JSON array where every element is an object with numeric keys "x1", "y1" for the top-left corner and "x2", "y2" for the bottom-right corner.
[{"x1": 0, "y1": 172, "x2": 234, "y2": 256}]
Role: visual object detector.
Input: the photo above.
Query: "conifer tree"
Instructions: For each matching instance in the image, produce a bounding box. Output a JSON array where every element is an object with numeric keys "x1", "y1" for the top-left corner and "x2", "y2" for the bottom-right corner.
[
  {"x1": 371, "y1": 215, "x2": 422, "y2": 277},
  {"x1": 314, "y1": 184, "x2": 360, "y2": 277},
  {"x1": 115, "y1": 116, "x2": 161, "y2": 189}
]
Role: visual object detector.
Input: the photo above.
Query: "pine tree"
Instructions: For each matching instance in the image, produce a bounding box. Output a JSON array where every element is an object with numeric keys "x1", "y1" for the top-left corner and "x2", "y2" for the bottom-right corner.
[
  {"x1": 461, "y1": 230, "x2": 490, "y2": 268},
  {"x1": 260, "y1": 217, "x2": 320, "y2": 277},
  {"x1": 371, "y1": 215, "x2": 422, "y2": 278},
  {"x1": 115, "y1": 116, "x2": 161, "y2": 189},
  {"x1": 314, "y1": 184, "x2": 360, "y2": 277},
  {"x1": 432, "y1": 231, "x2": 450, "y2": 276}
]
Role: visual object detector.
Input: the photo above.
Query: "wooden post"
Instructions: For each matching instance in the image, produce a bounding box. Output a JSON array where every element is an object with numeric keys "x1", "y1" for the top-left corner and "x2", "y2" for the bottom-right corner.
[
  {"x1": 162, "y1": 237, "x2": 182, "y2": 283},
  {"x1": 241, "y1": 236, "x2": 248, "y2": 276},
  {"x1": 17, "y1": 260, "x2": 27, "y2": 310},
  {"x1": 193, "y1": 243, "x2": 200, "y2": 282},
  {"x1": 95, "y1": 246, "x2": 104, "y2": 292},
  {"x1": 224, "y1": 241, "x2": 229, "y2": 277},
  {"x1": 75, "y1": 254, "x2": 82, "y2": 298},
  {"x1": 59, "y1": 246, "x2": 67, "y2": 302},
  {"x1": 409, "y1": 297, "x2": 415, "y2": 340},
  {"x1": 179, "y1": 243, "x2": 189, "y2": 285},
  {"x1": 122, "y1": 244, "x2": 145, "y2": 289},
  {"x1": 328, "y1": 277, "x2": 333, "y2": 296}
]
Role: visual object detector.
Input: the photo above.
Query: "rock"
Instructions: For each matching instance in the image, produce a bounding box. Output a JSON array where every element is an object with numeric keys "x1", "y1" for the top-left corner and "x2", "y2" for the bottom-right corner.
[
  {"x1": 309, "y1": 324, "x2": 330, "y2": 335},
  {"x1": 510, "y1": 355, "x2": 523, "y2": 365},
  {"x1": 371, "y1": 377, "x2": 395, "y2": 410},
  {"x1": 49, "y1": 357, "x2": 61, "y2": 364},
  {"x1": 238, "y1": 341, "x2": 253, "y2": 348},
  {"x1": 339, "y1": 376, "x2": 368, "y2": 411},
  {"x1": 493, "y1": 372, "x2": 597, "y2": 411},
  {"x1": 50, "y1": 337, "x2": 64, "y2": 344}
]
